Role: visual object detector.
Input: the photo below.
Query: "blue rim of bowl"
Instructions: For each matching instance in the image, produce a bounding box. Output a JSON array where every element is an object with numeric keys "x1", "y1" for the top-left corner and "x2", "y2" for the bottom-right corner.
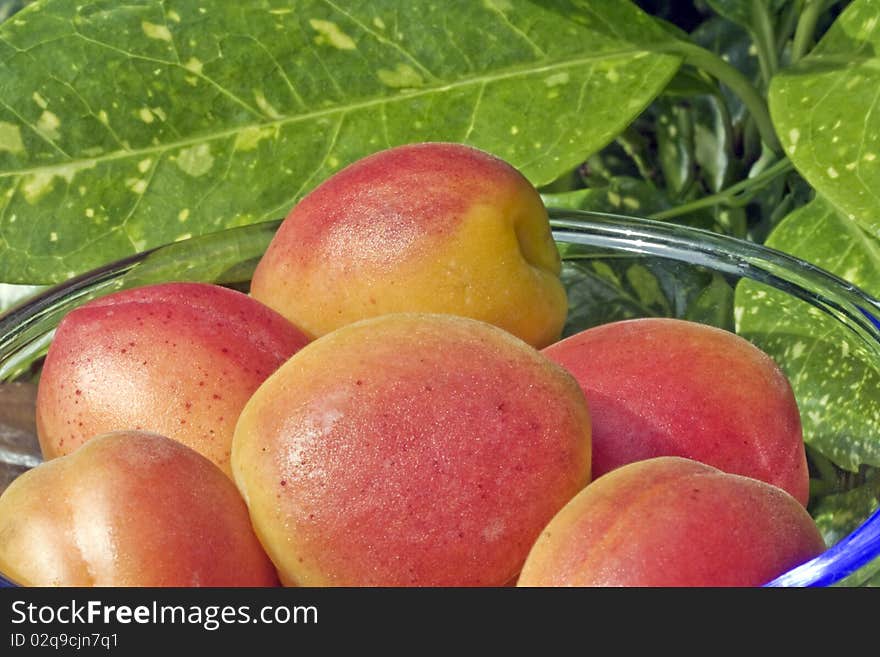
[{"x1": 0, "y1": 208, "x2": 878, "y2": 588}]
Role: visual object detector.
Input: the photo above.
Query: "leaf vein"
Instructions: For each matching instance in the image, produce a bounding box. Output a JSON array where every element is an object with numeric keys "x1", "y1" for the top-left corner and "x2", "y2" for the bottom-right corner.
[
  {"x1": 462, "y1": 82, "x2": 486, "y2": 143},
  {"x1": 289, "y1": 113, "x2": 345, "y2": 203},
  {"x1": 244, "y1": 34, "x2": 307, "y2": 110},
  {"x1": 119, "y1": 156, "x2": 160, "y2": 243},
  {"x1": 158, "y1": 0, "x2": 182, "y2": 65},
  {"x1": 482, "y1": 1, "x2": 547, "y2": 59},
  {"x1": 68, "y1": 29, "x2": 263, "y2": 120},
  {"x1": 188, "y1": 138, "x2": 238, "y2": 219},
  {"x1": 319, "y1": 0, "x2": 437, "y2": 79},
  {"x1": 0, "y1": 95, "x2": 70, "y2": 159},
  {"x1": 0, "y1": 48, "x2": 663, "y2": 181}
]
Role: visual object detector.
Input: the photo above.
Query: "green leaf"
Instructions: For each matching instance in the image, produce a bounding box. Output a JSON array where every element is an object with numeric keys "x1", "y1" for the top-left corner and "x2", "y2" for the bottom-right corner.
[
  {"x1": 543, "y1": 177, "x2": 671, "y2": 216},
  {"x1": 117, "y1": 219, "x2": 279, "y2": 290},
  {"x1": 770, "y1": 0, "x2": 880, "y2": 238},
  {"x1": 625, "y1": 262, "x2": 673, "y2": 313},
  {"x1": 560, "y1": 260, "x2": 660, "y2": 336},
  {"x1": 691, "y1": 15, "x2": 760, "y2": 133},
  {"x1": 735, "y1": 196, "x2": 880, "y2": 472},
  {"x1": 560, "y1": 245, "x2": 736, "y2": 336},
  {"x1": 0, "y1": 0, "x2": 681, "y2": 285},
  {"x1": 692, "y1": 94, "x2": 736, "y2": 193},
  {"x1": 704, "y1": 0, "x2": 788, "y2": 31},
  {"x1": 661, "y1": 66, "x2": 718, "y2": 98},
  {"x1": 684, "y1": 272, "x2": 735, "y2": 330},
  {"x1": 655, "y1": 98, "x2": 695, "y2": 197},
  {"x1": 811, "y1": 468, "x2": 880, "y2": 547},
  {"x1": 704, "y1": 0, "x2": 755, "y2": 30},
  {"x1": 810, "y1": 464, "x2": 880, "y2": 586},
  {"x1": 613, "y1": 129, "x2": 654, "y2": 182},
  {"x1": 544, "y1": 176, "x2": 744, "y2": 235},
  {"x1": 579, "y1": 140, "x2": 648, "y2": 188}
]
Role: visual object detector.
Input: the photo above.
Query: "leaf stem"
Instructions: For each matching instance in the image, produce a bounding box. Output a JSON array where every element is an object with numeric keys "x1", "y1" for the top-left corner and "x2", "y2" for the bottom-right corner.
[
  {"x1": 791, "y1": 0, "x2": 824, "y2": 64},
  {"x1": 775, "y1": 0, "x2": 803, "y2": 55},
  {"x1": 665, "y1": 41, "x2": 781, "y2": 153},
  {"x1": 751, "y1": 0, "x2": 780, "y2": 85},
  {"x1": 649, "y1": 158, "x2": 793, "y2": 220}
]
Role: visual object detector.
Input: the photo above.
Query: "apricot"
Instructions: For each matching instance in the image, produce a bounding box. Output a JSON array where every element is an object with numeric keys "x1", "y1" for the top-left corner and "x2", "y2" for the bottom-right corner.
[
  {"x1": 35, "y1": 282, "x2": 309, "y2": 477},
  {"x1": 517, "y1": 456, "x2": 825, "y2": 587},
  {"x1": 231, "y1": 313, "x2": 591, "y2": 586},
  {"x1": 542, "y1": 318, "x2": 809, "y2": 505},
  {"x1": 250, "y1": 142, "x2": 568, "y2": 349},
  {"x1": 0, "y1": 431, "x2": 279, "y2": 587}
]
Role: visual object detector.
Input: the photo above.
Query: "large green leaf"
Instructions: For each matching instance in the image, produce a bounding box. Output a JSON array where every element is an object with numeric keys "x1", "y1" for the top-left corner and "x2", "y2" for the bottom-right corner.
[
  {"x1": 735, "y1": 196, "x2": 880, "y2": 472},
  {"x1": 0, "y1": 0, "x2": 680, "y2": 284},
  {"x1": 770, "y1": 0, "x2": 880, "y2": 238}
]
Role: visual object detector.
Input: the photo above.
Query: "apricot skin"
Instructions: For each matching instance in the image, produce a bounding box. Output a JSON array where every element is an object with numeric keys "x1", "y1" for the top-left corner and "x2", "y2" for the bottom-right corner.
[
  {"x1": 517, "y1": 457, "x2": 826, "y2": 587},
  {"x1": 250, "y1": 142, "x2": 568, "y2": 349},
  {"x1": 0, "y1": 431, "x2": 279, "y2": 587},
  {"x1": 542, "y1": 318, "x2": 809, "y2": 505},
  {"x1": 231, "y1": 313, "x2": 592, "y2": 587},
  {"x1": 35, "y1": 282, "x2": 310, "y2": 477}
]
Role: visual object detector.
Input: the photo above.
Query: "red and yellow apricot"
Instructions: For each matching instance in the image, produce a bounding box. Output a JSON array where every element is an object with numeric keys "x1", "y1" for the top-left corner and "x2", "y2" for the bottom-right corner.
[
  {"x1": 543, "y1": 318, "x2": 809, "y2": 505},
  {"x1": 35, "y1": 282, "x2": 309, "y2": 477},
  {"x1": 250, "y1": 142, "x2": 568, "y2": 349},
  {"x1": 231, "y1": 313, "x2": 591, "y2": 586},
  {"x1": 0, "y1": 431, "x2": 279, "y2": 587},
  {"x1": 517, "y1": 456, "x2": 825, "y2": 587}
]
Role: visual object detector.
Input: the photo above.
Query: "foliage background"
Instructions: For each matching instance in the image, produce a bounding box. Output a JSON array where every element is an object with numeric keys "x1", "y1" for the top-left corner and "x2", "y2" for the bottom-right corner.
[{"x1": 0, "y1": 0, "x2": 878, "y2": 584}]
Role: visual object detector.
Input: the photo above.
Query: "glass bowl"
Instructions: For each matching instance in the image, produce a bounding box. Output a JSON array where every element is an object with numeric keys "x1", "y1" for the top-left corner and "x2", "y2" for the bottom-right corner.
[{"x1": 0, "y1": 208, "x2": 878, "y2": 588}]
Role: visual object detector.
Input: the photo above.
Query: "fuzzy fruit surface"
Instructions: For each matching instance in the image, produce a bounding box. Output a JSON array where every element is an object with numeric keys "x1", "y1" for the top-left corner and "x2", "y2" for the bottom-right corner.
[
  {"x1": 543, "y1": 317, "x2": 809, "y2": 505},
  {"x1": 250, "y1": 142, "x2": 568, "y2": 349},
  {"x1": 517, "y1": 456, "x2": 825, "y2": 587},
  {"x1": 35, "y1": 282, "x2": 310, "y2": 477},
  {"x1": 0, "y1": 431, "x2": 279, "y2": 587},
  {"x1": 232, "y1": 313, "x2": 591, "y2": 586}
]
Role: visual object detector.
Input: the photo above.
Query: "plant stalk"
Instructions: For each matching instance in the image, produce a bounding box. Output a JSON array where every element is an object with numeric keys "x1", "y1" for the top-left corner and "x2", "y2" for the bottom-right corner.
[
  {"x1": 791, "y1": 0, "x2": 824, "y2": 64},
  {"x1": 775, "y1": 0, "x2": 804, "y2": 54},
  {"x1": 665, "y1": 41, "x2": 781, "y2": 154},
  {"x1": 649, "y1": 158, "x2": 793, "y2": 220},
  {"x1": 751, "y1": 0, "x2": 780, "y2": 85}
]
